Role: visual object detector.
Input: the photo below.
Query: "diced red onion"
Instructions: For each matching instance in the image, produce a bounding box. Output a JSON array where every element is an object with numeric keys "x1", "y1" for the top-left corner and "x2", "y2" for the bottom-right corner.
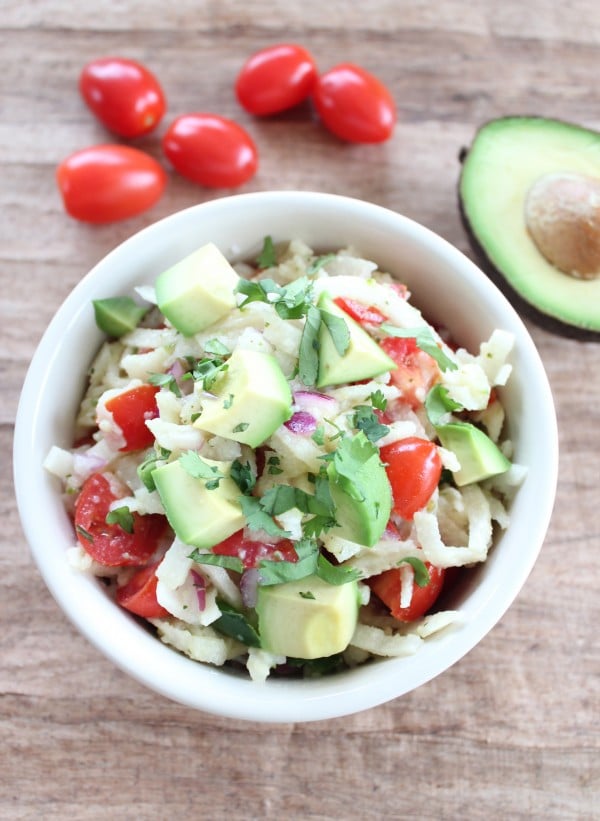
[
  {"x1": 190, "y1": 569, "x2": 206, "y2": 611},
  {"x1": 293, "y1": 390, "x2": 335, "y2": 412},
  {"x1": 285, "y1": 410, "x2": 317, "y2": 434},
  {"x1": 168, "y1": 359, "x2": 193, "y2": 395},
  {"x1": 72, "y1": 451, "x2": 107, "y2": 479},
  {"x1": 240, "y1": 568, "x2": 260, "y2": 609}
]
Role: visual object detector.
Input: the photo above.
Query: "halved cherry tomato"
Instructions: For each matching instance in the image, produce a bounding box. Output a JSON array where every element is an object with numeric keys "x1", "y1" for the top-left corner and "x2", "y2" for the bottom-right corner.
[
  {"x1": 380, "y1": 336, "x2": 440, "y2": 408},
  {"x1": 312, "y1": 63, "x2": 396, "y2": 143},
  {"x1": 379, "y1": 437, "x2": 442, "y2": 520},
  {"x1": 116, "y1": 561, "x2": 169, "y2": 618},
  {"x1": 368, "y1": 563, "x2": 446, "y2": 622},
  {"x1": 56, "y1": 145, "x2": 167, "y2": 223},
  {"x1": 334, "y1": 296, "x2": 386, "y2": 325},
  {"x1": 162, "y1": 113, "x2": 258, "y2": 188},
  {"x1": 236, "y1": 43, "x2": 318, "y2": 116},
  {"x1": 104, "y1": 384, "x2": 159, "y2": 452},
  {"x1": 212, "y1": 529, "x2": 297, "y2": 569},
  {"x1": 79, "y1": 57, "x2": 166, "y2": 138},
  {"x1": 74, "y1": 473, "x2": 167, "y2": 566}
]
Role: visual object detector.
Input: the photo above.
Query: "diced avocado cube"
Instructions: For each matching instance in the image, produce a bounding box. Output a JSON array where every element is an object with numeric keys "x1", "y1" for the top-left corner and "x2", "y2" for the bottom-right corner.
[
  {"x1": 316, "y1": 292, "x2": 396, "y2": 387},
  {"x1": 155, "y1": 242, "x2": 239, "y2": 336},
  {"x1": 257, "y1": 575, "x2": 359, "y2": 659},
  {"x1": 152, "y1": 458, "x2": 245, "y2": 549},
  {"x1": 436, "y1": 421, "x2": 511, "y2": 486},
  {"x1": 194, "y1": 348, "x2": 292, "y2": 447},
  {"x1": 326, "y1": 432, "x2": 392, "y2": 547},
  {"x1": 92, "y1": 296, "x2": 147, "y2": 338}
]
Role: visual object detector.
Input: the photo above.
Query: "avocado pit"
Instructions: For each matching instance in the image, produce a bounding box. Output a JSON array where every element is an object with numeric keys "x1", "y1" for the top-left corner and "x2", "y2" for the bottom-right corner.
[{"x1": 524, "y1": 172, "x2": 600, "y2": 280}]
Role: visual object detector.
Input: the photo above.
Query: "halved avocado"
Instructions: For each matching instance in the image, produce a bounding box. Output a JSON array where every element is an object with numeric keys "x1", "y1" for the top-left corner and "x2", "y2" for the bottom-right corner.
[{"x1": 459, "y1": 116, "x2": 600, "y2": 339}]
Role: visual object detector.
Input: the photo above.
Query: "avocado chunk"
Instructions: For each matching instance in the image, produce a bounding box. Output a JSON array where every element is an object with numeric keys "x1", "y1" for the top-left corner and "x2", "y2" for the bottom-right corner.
[
  {"x1": 194, "y1": 347, "x2": 292, "y2": 447},
  {"x1": 436, "y1": 422, "x2": 511, "y2": 486},
  {"x1": 459, "y1": 116, "x2": 600, "y2": 338},
  {"x1": 316, "y1": 292, "x2": 397, "y2": 387},
  {"x1": 155, "y1": 242, "x2": 239, "y2": 336},
  {"x1": 152, "y1": 458, "x2": 245, "y2": 548},
  {"x1": 257, "y1": 575, "x2": 359, "y2": 659},
  {"x1": 92, "y1": 296, "x2": 147, "y2": 338},
  {"x1": 326, "y1": 432, "x2": 392, "y2": 547}
]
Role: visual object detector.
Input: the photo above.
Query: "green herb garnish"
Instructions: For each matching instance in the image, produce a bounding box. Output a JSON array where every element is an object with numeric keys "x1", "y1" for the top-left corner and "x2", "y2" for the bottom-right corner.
[
  {"x1": 105, "y1": 506, "x2": 134, "y2": 534},
  {"x1": 380, "y1": 323, "x2": 458, "y2": 372},
  {"x1": 179, "y1": 451, "x2": 225, "y2": 490}
]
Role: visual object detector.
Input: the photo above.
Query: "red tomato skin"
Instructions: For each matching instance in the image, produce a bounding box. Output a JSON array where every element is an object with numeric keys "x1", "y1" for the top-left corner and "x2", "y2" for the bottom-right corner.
[
  {"x1": 104, "y1": 384, "x2": 159, "y2": 452},
  {"x1": 368, "y1": 563, "x2": 446, "y2": 622},
  {"x1": 212, "y1": 529, "x2": 297, "y2": 569},
  {"x1": 79, "y1": 57, "x2": 166, "y2": 138},
  {"x1": 380, "y1": 336, "x2": 440, "y2": 409},
  {"x1": 379, "y1": 437, "x2": 442, "y2": 520},
  {"x1": 116, "y1": 562, "x2": 169, "y2": 618},
  {"x1": 56, "y1": 145, "x2": 166, "y2": 224},
  {"x1": 162, "y1": 114, "x2": 258, "y2": 188},
  {"x1": 74, "y1": 473, "x2": 167, "y2": 566},
  {"x1": 236, "y1": 43, "x2": 318, "y2": 116},
  {"x1": 333, "y1": 296, "x2": 386, "y2": 325},
  {"x1": 313, "y1": 63, "x2": 396, "y2": 143}
]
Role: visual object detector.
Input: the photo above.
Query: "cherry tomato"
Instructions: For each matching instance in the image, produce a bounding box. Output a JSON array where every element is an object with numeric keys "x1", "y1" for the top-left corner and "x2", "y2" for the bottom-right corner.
[
  {"x1": 56, "y1": 145, "x2": 166, "y2": 224},
  {"x1": 379, "y1": 437, "x2": 442, "y2": 520},
  {"x1": 116, "y1": 561, "x2": 169, "y2": 618},
  {"x1": 74, "y1": 473, "x2": 167, "y2": 566},
  {"x1": 380, "y1": 336, "x2": 440, "y2": 408},
  {"x1": 162, "y1": 114, "x2": 258, "y2": 188},
  {"x1": 212, "y1": 529, "x2": 297, "y2": 569},
  {"x1": 334, "y1": 296, "x2": 386, "y2": 325},
  {"x1": 312, "y1": 63, "x2": 396, "y2": 143},
  {"x1": 104, "y1": 384, "x2": 159, "y2": 452},
  {"x1": 79, "y1": 57, "x2": 166, "y2": 138},
  {"x1": 236, "y1": 43, "x2": 318, "y2": 116},
  {"x1": 368, "y1": 563, "x2": 446, "y2": 622}
]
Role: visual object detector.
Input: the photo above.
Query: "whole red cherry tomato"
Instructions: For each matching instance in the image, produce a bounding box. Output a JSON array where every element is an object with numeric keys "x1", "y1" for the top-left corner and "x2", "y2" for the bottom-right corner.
[
  {"x1": 379, "y1": 437, "x2": 442, "y2": 520},
  {"x1": 162, "y1": 113, "x2": 258, "y2": 188},
  {"x1": 235, "y1": 43, "x2": 318, "y2": 116},
  {"x1": 312, "y1": 63, "x2": 396, "y2": 143},
  {"x1": 56, "y1": 145, "x2": 167, "y2": 223},
  {"x1": 79, "y1": 57, "x2": 166, "y2": 138}
]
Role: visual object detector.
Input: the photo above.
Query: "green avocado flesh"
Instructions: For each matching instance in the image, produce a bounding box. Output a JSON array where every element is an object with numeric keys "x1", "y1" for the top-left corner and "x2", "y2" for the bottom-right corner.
[{"x1": 460, "y1": 116, "x2": 600, "y2": 335}]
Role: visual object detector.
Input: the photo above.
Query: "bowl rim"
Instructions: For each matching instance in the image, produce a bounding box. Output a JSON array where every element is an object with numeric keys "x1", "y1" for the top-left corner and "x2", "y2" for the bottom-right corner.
[{"x1": 13, "y1": 191, "x2": 559, "y2": 722}]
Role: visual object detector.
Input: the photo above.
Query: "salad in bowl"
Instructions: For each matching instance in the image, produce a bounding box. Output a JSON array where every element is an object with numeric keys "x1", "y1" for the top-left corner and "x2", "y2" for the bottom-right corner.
[{"x1": 44, "y1": 235, "x2": 523, "y2": 682}]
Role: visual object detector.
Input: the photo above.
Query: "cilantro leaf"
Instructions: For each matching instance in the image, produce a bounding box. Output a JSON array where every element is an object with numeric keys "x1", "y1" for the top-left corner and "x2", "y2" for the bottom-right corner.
[
  {"x1": 369, "y1": 389, "x2": 387, "y2": 412},
  {"x1": 213, "y1": 600, "x2": 261, "y2": 647},
  {"x1": 230, "y1": 459, "x2": 256, "y2": 495},
  {"x1": 76, "y1": 524, "x2": 94, "y2": 543},
  {"x1": 235, "y1": 276, "x2": 314, "y2": 320},
  {"x1": 137, "y1": 448, "x2": 170, "y2": 491},
  {"x1": 105, "y1": 506, "x2": 134, "y2": 534},
  {"x1": 316, "y1": 553, "x2": 362, "y2": 585},
  {"x1": 239, "y1": 495, "x2": 291, "y2": 539},
  {"x1": 320, "y1": 309, "x2": 350, "y2": 357},
  {"x1": 257, "y1": 235, "x2": 277, "y2": 268},
  {"x1": 233, "y1": 422, "x2": 249, "y2": 433},
  {"x1": 189, "y1": 551, "x2": 244, "y2": 574},
  {"x1": 147, "y1": 371, "x2": 181, "y2": 397},
  {"x1": 352, "y1": 404, "x2": 390, "y2": 443},
  {"x1": 257, "y1": 538, "x2": 319, "y2": 586},
  {"x1": 425, "y1": 384, "x2": 464, "y2": 426},
  {"x1": 203, "y1": 338, "x2": 230, "y2": 356},
  {"x1": 179, "y1": 451, "x2": 224, "y2": 489},
  {"x1": 306, "y1": 253, "x2": 336, "y2": 275},
  {"x1": 380, "y1": 323, "x2": 458, "y2": 372},
  {"x1": 397, "y1": 557, "x2": 431, "y2": 587},
  {"x1": 298, "y1": 304, "x2": 322, "y2": 387},
  {"x1": 182, "y1": 356, "x2": 229, "y2": 391},
  {"x1": 311, "y1": 425, "x2": 325, "y2": 446}
]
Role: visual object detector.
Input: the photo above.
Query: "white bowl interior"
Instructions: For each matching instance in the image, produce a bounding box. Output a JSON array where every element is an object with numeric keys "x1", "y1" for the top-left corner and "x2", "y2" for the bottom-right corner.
[{"x1": 13, "y1": 192, "x2": 558, "y2": 722}]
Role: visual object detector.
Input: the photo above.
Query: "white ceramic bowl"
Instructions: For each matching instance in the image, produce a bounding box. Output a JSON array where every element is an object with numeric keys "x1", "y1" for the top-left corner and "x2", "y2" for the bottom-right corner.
[{"x1": 13, "y1": 191, "x2": 558, "y2": 723}]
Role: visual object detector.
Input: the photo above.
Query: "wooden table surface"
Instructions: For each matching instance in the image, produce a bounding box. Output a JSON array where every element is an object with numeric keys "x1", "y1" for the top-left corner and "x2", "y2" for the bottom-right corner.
[{"x1": 2, "y1": 2, "x2": 598, "y2": 819}]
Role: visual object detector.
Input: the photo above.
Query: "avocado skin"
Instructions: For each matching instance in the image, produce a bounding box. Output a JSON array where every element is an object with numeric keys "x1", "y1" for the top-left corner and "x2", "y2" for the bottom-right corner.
[{"x1": 458, "y1": 116, "x2": 600, "y2": 342}]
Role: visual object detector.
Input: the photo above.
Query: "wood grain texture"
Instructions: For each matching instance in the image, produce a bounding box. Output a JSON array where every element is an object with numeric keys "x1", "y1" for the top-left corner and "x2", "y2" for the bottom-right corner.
[{"x1": 2, "y1": 2, "x2": 599, "y2": 819}]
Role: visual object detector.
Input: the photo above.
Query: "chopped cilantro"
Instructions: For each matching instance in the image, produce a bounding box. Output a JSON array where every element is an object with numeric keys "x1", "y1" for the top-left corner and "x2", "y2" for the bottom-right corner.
[
  {"x1": 425, "y1": 384, "x2": 464, "y2": 426},
  {"x1": 182, "y1": 355, "x2": 229, "y2": 391},
  {"x1": 189, "y1": 551, "x2": 244, "y2": 574},
  {"x1": 235, "y1": 276, "x2": 314, "y2": 320},
  {"x1": 147, "y1": 371, "x2": 181, "y2": 397},
  {"x1": 320, "y1": 309, "x2": 350, "y2": 357},
  {"x1": 369, "y1": 389, "x2": 388, "y2": 411},
  {"x1": 258, "y1": 538, "x2": 319, "y2": 586},
  {"x1": 230, "y1": 459, "x2": 256, "y2": 495},
  {"x1": 223, "y1": 393, "x2": 234, "y2": 409},
  {"x1": 352, "y1": 404, "x2": 390, "y2": 443},
  {"x1": 306, "y1": 253, "x2": 336, "y2": 275},
  {"x1": 239, "y1": 495, "x2": 291, "y2": 539},
  {"x1": 232, "y1": 422, "x2": 250, "y2": 433},
  {"x1": 76, "y1": 524, "x2": 94, "y2": 543},
  {"x1": 137, "y1": 447, "x2": 171, "y2": 491},
  {"x1": 397, "y1": 557, "x2": 431, "y2": 587},
  {"x1": 311, "y1": 425, "x2": 325, "y2": 446},
  {"x1": 299, "y1": 591, "x2": 316, "y2": 600},
  {"x1": 298, "y1": 304, "x2": 322, "y2": 386},
  {"x1": 203, "y1": 338, "x2": 230, "y2": 356},
  {"x1": 213, "y1": 601, "x2": 261, "y2": 646},
  {"x1": 179, "y1": 451, "x2": 224, "y2": 489},
  {"x1": 380, "y1": 323, "x2": 458, "y2": 372},
  {"x1": 257, "y1": 235, "x2": 277, "y2": 268},
  {"x1": 267, "y1": 455, "x2": 284, "y2": 475},
  {"x1": 316, "y1": 553, "x2": 362, "y2": 585},
  {"x1": 105, "y1": 506, "x2": 134, "y2": 534}
]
